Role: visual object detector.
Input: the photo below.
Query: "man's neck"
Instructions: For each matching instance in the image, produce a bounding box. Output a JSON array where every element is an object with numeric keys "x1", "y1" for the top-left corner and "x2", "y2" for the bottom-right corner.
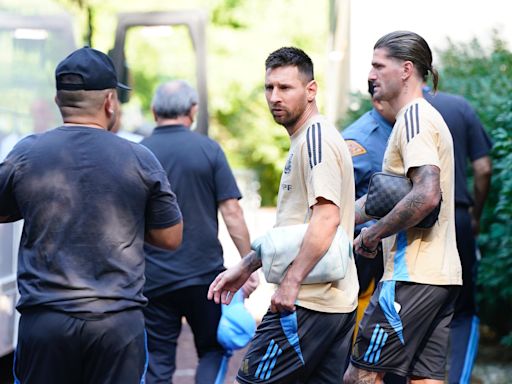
[
  {"x1": 285, "y1": 102, "x2": 319, "y2": 136},
  {"x1": 156, "y1": 116, "x2": 191, "y2": 128},
  {"x1": 390, "y1": 80, "x2": 424, "y2": 114},
  {"x1": 62, "y1": 117, "x2": 106, "y2": 130}
]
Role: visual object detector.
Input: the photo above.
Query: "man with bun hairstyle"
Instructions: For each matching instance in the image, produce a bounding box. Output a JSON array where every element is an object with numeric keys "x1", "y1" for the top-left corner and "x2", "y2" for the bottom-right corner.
[{"x1": 344, "y1": 31, "x2": 462, "y2": 384}]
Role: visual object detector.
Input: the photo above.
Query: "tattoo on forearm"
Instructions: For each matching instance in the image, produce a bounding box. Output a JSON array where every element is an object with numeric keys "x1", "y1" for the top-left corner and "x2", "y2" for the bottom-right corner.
[
  {"x1": 372, "y1": 165, "x2": 441, "y2": 238},
  {"x1": 242, "y1": 251, "x2": 262, "y2": 272},
  {"x1": 355, "y1": 196, "x2": 370, "y2": 225}
]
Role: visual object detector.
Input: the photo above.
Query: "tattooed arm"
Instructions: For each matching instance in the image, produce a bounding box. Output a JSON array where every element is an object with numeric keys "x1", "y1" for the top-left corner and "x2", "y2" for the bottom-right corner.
[
  {"x1": 207, "y1": 250, "x2": 262, "y2": 305},
  {"x1": 355, "y1": 194, "x2": 371, "y2": 225},
  {"x1": 354, "y1": 165, "x2": 441, "y2": 258}
]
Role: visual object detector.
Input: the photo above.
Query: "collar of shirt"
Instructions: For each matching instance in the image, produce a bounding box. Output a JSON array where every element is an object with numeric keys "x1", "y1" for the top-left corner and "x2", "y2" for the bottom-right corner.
[{"x1": 370, "y1": 108, "x2": 393, "y2": 135}]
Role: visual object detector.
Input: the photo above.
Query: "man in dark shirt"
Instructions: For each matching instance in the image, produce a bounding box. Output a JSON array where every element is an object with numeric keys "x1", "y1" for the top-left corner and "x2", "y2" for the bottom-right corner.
[
  {"x1": 424, "y1": 87, "x2": 493, "y2": 384},
  {"x1": 141, "y1": 80, "x2": 258, "y2": 384},
  {"x1": 0, "y1": 47, "x2": 183, "y2": 384}
]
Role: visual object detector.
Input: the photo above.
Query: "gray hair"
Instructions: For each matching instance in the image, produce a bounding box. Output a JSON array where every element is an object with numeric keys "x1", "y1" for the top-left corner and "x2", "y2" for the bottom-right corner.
[{"x1": 151, "y1": 80, "x2": 198, "y2": 119}]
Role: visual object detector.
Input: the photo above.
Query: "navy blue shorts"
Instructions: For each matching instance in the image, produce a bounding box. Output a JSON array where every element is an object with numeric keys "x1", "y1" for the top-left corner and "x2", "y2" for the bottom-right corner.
[
  {"x1": 14, "y1": 308, "x2": 147, "y2": 384},
  {"x1": 237, "y1": 307, "x2": 355, "y2": 384},
  {"x1": 352, "y1": 281, "x2": 459, "y2": 380}
]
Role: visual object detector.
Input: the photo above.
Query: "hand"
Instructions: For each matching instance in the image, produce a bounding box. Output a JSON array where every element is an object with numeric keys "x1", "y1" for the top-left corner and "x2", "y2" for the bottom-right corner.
[
  {"x1": 354, "y1": 227, "x2": 380, "y2": 259},
  {"x1": 207, "y1": 262, "x2": 252, "y2": 305},
  {"x1": 241, "y1": 272, "x2": 260, "y2": 298},
  {"x1": 270, "y1": 278, "x2": 300, "y2": 313}
]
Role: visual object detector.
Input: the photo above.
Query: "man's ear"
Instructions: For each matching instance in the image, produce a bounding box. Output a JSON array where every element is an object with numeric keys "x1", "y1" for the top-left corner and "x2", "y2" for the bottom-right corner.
[
  {"x1": 105, "y1": 91, "x2": 115, "y2": 116},
  {"x1": 189, "y1": 104, "x2": 199, "y2": 121},
  {"x1": 306, "y1": 80, "x2": 317, "y2": 102},
  {"x1": 402, "y1": 61, "x2": 414, "y2": 81}
]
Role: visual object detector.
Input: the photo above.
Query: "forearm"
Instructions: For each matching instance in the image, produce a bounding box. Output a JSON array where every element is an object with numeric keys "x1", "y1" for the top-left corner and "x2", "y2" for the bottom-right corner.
[
  {"x1": 365, "y1": 165, "x2": 441, "y2": 243},
  {"x1": 355, "y1": 194, "x2": 371, "y2": 225},
  {"x1": 220, "y1": 199, "x2": 252, "y2": 257},
  {"x1": 240, "y1": 249, "x2": 262, "y2": 273},
  {"x1": 281, "y1": 201, "x2": 339, "y2": 284},
  {"x1": 368, "y1": 189, "x2": 438, "y2": 241},
  {"x1": 472, "y1": 157, "x2": 492, "y2": 221}
]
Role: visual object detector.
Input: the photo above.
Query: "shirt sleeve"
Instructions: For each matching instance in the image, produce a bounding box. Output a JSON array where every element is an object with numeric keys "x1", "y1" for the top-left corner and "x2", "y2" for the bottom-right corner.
[
  {"x1": 141, "y1": 147, "x2": 182, "y2": 229},
  {"x1": 302, "y1": 129, "x2": 343, "y2": 209},
  {"x1": 213, "y1": 145, "x2": 242, "y2": 202},
  {"x1": 0, "y1": 160, "x2": 21, "y2": 219},
  {"x1": 400, "y1": 105, "x2": 441, "y2": 174}
]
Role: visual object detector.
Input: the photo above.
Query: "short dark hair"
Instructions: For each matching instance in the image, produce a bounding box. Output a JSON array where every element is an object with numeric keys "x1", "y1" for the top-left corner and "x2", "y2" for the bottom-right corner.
[
  {"x1": 374, "y1": 31, "x2": 439, "y2": 92},
  {"x1": 265, "y1": 47, "x2": 314, "y2": 82}
]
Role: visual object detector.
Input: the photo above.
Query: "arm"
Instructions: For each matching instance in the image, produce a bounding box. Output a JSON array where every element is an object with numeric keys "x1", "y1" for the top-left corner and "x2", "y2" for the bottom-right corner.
[
  {"x1": 471, "y1": 155, "x2": 492, "y2": 234},
  {"x1": 218, "y1": 198, "x2": 251, "y2": 256},
  {"x1": 218, "y1": 198, "x2": 260, "y2": 297},
  {"x1": 355, "y1": 165, "x2": 441, "y2": 258},
  {"x1": 270, "y1": 197, "x2": 339, "y2": 313},
  {"x1": 355, "y1": 194, "x2": 371, "y2": 225},
  {"x1": 145, "y1": 221, "x2": 183, "y2": 250},
  {"x1": 208, "y1": 249, "x2": 262, "y2": 305}
]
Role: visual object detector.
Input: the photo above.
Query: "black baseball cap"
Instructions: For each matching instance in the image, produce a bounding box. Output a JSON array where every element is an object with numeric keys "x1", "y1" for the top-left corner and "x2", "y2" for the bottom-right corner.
[{"x1": 55, "y1": 46, "x2": 130, "y2": 91}]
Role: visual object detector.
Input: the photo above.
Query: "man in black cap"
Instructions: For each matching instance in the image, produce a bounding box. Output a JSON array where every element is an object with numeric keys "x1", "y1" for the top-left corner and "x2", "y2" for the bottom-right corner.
[{"x1": 0, "y1": 47, "x2": 183, "y2": 384}]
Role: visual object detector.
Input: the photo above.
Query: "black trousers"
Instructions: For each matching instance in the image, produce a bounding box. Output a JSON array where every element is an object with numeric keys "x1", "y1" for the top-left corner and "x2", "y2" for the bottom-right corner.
[
  {"x1": 14, "y1": 308, "x2": 147, "y2": 384},
  {"x1": 143, "y1": 285, "x2": 225, "y2": 384}
]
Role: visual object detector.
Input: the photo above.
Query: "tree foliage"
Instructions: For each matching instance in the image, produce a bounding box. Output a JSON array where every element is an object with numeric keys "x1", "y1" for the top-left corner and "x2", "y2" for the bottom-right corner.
[
  {"x1": 54, "y1": 0, "x2": 329, "y2": 206},
  {"x1": 436, "y1": 36, "x2": 512, "y2": 347}
]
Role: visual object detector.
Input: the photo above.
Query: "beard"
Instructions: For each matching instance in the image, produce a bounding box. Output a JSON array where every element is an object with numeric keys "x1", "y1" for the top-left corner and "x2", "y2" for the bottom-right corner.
[{"x1": 270, "y1": 107, "x2": 300, "y2": 129}]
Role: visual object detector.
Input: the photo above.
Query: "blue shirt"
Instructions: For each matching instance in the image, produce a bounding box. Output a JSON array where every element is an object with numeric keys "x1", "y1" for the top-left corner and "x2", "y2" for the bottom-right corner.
[
  {"x1": 342, "y1": 108, "x2": 393, "y2": 292},
  {"x1": 141, "y1": 125, "x2": 242, "y2": 297},
  {"x1": 342, "y1": 108, "x2": 393, "y2": 199},
  {"x1": 423, "y1": 88, "x2": 493, "y2": 206},
  {"x1": 0, "y1": 126, "x2": 182, "y2": 314}
]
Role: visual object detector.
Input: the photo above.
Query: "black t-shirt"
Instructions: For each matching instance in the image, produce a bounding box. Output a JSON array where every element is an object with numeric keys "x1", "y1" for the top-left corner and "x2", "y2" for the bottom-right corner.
[
  {"x1": 0, "y1": 126, "x2": 182, "y2": 313},
  {"x1": 141, "y1": 125, "x2": 241, "y2": 297},
  {"x1": 424, "y1": 90, "x2": 493, "y2": 206}
]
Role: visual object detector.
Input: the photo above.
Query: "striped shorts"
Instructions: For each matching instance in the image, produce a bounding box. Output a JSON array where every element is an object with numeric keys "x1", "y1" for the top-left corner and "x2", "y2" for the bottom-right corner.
[
  {"x1": 236, "y1": 306, "x2": 355, "y2": 383},
  {"x1": 352, "y1": 281, "x2": 459, "y2": 380}
]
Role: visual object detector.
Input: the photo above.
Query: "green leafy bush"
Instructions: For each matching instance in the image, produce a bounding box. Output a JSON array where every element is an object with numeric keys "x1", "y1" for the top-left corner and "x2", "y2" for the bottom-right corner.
[{"x1": 436, "y1": 36, "x2": 512, "y2": 347}]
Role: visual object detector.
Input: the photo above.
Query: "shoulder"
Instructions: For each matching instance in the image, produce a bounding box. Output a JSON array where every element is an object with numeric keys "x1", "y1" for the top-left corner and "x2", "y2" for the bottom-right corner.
[
  {"x1": 303, "y1": 115, "x2": 342, "y2": 147},
  {"x1": 302, "y1": 115, "x2": 352, "y2": 164},
  {"x1": 4, "y1": 133, "x2": 39, "y2": 162},
  {"x1": 404, "y1": 99, "x2": 444, "y2": 125},
  {"x1": 124, "y1": 139, "x2": 164, "y2": 170}
]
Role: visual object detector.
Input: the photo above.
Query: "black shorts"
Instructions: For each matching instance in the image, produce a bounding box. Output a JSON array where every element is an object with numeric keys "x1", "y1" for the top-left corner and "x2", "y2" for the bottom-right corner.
[
  {"x1": 237, "y1": 306, "x2": 355, "y2": 384},
  {"x1": 14, "y1": 308, "x2": 147, "y2": 384},
  {"x1": 351, "y1": 281, "x2": 459, "y2": 380}
]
